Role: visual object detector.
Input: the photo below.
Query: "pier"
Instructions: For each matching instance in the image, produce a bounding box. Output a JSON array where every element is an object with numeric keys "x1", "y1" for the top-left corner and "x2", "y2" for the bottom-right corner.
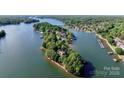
[{"x1": 97, "y1": 39, "x2": 104, "y2": 48}]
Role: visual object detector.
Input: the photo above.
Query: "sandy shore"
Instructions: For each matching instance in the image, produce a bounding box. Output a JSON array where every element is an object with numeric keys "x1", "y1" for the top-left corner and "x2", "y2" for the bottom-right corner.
[
  {"x1": 40, "y1": 47, "x2": 77, "y2": 77},
  {"x1": 46, "y1": 57, "x2": 77, "y2": 78},
  {"x1": 47, "y1": 57, "x2": 68, "y2": 72},
  {"x1": 96, "y1": 34, "x2": 124, "y2": 62}
]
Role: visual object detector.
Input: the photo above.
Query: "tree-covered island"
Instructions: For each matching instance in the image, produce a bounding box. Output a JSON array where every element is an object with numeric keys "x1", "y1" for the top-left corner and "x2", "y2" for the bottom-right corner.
[{"x1": 33, "y1": 22, "x2": 89, "y2": 77}]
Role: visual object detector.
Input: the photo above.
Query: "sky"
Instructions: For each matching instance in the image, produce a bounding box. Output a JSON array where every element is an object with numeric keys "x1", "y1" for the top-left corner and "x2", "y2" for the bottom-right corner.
[{"x1": 0, "y1": 0, "x2": 124, "y2": 15}]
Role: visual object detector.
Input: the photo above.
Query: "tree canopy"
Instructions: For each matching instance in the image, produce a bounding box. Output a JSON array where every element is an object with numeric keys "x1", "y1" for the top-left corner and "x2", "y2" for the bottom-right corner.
[
  {"x1": 33, "y1": 22, "x2": 85, "y2": 76},
  {"x1": 0, "y1": 16, "x2": 39, "y2": 26},
  {"x1": 115, "y1": 48, "x2": 124, "y2": 55},
  {"x1": 0, "y1": 30, "x2": 6, "y2": 38},
  {"x1": 52, "y1": 15, "x2": 124, "y2": 55}
]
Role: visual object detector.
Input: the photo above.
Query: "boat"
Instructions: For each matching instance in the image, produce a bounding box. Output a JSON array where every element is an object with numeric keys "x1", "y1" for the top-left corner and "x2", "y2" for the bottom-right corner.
[
  {"x1": 40, "y1": 32, "x2": 43, "y2": 34},
  {"x1": 113, "y1": 58, "x2": 118, "y2": 62},
  {"x1": 40, "y1": 36, "x2": 43, "y2": 39},
  {"x1": 108, "y1": 52, "x2": 114, "y2": 55}
]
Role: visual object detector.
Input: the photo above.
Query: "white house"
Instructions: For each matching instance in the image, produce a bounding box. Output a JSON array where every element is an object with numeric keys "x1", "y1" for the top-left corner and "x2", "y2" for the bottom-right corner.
[{"x1": 114, "y1": 38, "x2": 124, "y2": 50}]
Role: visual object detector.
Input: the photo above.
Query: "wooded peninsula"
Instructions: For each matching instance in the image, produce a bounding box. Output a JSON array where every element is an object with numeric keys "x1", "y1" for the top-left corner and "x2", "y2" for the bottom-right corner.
[{"x1": 33, "y1": 22, "x2": 86, "y2": 76}]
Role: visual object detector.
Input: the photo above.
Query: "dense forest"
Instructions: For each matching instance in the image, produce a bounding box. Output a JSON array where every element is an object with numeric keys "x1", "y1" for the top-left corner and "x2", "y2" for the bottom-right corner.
[
  {"x1": 0, "y1": 16, "x2": 39, "y2": 25},
  {"x1": 51, "y1": 16, "x2": 124, "y2": 55},
  {"x1": 33, "y1": 22, "x2": 85, "y2": 76}
]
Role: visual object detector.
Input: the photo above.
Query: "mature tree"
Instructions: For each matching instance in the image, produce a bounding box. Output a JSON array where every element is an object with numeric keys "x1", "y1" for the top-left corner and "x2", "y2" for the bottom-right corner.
[
  {"x1": 115, "y1": 48, "x2": 124, "y2": 55},
  {"x1": 0, "y1": 30, "x2": 6, "y2": 38}
]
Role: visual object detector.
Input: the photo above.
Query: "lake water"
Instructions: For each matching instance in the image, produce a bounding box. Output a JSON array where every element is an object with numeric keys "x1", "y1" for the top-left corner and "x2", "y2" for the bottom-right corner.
[
  {"x1": 72, "y1": 31, "x2": 124, "y2": 77},
  {"x1": 0, "y1": 18, "x2": 124, "y2": 78},
  {"x1": 0, "y1": 18, "x2": 72, "y2": 78}
]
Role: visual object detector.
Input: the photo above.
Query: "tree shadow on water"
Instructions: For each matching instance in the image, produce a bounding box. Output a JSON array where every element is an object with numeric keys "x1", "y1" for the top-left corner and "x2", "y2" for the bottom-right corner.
[{"x1": 80, "y1": 61, "x2": 95, "y2": 78}]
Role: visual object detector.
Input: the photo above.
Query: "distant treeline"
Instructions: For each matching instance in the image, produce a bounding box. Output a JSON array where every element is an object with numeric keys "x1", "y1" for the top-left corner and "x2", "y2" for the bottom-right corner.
[
  {"x1": 0, "y1": 30, "x2": 6, "y2": 38},
  {"x1": 0, "y1": 16, "x2": 39, "y2": 26},
  {"x1": 51, "y1": 16, "x2": 124, "y2": 41}
]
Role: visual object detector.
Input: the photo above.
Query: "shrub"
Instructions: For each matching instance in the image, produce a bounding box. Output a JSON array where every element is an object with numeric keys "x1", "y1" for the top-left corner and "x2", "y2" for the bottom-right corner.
[{"x1": 115, "y1": 48, "x2": 124, "y2": 55}]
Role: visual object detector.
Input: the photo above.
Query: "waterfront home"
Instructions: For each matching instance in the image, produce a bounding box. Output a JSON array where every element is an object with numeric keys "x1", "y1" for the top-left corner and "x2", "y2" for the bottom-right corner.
[
  {"x1": 114, "y1": 38, "x2": 124, "y2": 50},
  {"x1": 58, "y1": 50, "x2": 65, "y2": 56}
]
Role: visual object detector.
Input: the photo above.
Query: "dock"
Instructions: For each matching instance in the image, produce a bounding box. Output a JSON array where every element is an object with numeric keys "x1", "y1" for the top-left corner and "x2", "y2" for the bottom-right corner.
[
  {"x1": 40, "y1": 36, "x2": 43, "y2": 39},
  {"x1": 108, "y1": 52, "x2": 114, "y2": 55},
  {"x1": 97, "y1": 39, "x2": 104, "y2": 48}
]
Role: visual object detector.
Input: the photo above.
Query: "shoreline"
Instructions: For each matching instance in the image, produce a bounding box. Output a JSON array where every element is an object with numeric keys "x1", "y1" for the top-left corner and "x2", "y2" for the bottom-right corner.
[
  {"x1": 41, "y1": 47, "x2": 78, "y2": 78},
  {"x1": 96, "y1": 34, "x2": 124, "y2": 62},
  {"x1": 65, "y1": 26, "x2": 124, "y2": 62},
  {"x1": 46, "y1": 57, "x2": 77, "y2": 78}
]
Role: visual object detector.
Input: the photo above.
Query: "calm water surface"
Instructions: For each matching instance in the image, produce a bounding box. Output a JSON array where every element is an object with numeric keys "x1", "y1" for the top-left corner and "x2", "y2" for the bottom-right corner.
[
  {"x1": 0, "y1": 18, "x2": 72, "y2": 78},
  {"x1": 72, "y1": 31, "x2": 124, "y2": 77}
]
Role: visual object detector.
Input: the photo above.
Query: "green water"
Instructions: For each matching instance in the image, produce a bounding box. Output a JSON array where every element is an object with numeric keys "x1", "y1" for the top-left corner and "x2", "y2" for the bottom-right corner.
[
  {"x1": 72, "y1": 31, "x2": 124, "y2": 77},
  {"x1": 0, "y1": 18, "x2": 72, "y2": 78}
]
